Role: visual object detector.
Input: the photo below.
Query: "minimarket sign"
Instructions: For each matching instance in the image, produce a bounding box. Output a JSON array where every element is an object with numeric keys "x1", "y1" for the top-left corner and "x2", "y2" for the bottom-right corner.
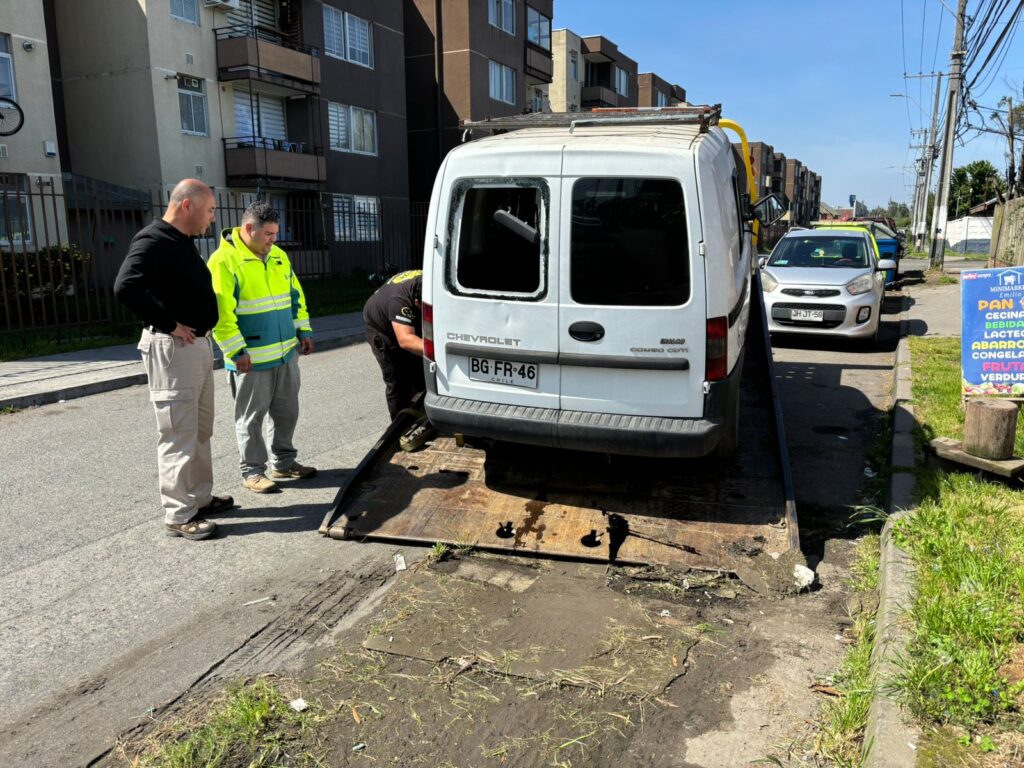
[{"x1": 962, "y1": 267, "x2": 1024, "y2": 397}]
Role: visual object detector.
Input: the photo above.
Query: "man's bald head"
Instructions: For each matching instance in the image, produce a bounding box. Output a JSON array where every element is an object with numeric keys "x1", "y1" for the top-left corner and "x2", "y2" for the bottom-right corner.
[
  {"x1": 168, "y1": 178, "x2": 212, "y2": 206},
  {"x1": 164, "y1": 178, "x2": 217, "y2": 237}
]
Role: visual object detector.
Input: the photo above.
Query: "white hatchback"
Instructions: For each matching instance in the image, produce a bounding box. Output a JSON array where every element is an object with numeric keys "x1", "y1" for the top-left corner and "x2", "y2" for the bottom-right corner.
[{"x1": 761, "y1": 229, "x2": 897, "y2": 342}]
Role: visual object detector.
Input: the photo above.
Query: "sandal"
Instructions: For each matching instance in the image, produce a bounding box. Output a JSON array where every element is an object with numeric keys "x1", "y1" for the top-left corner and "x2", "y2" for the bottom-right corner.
[
  {"x1": 198, "y1": 495, "x2": 236, "y2": 516},
  {"x1": 165, "y1": 518, "x2": 218, "y2": 540}
]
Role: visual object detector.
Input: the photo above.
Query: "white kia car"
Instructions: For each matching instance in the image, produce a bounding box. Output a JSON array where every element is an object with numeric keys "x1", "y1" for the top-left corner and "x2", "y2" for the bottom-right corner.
[{"x1": 761, "y1": 229, "x2": 896, "y2": 343}]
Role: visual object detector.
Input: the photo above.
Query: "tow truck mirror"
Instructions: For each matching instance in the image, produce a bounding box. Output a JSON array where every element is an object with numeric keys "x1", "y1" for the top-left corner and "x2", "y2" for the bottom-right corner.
[{"x1": 752, "y1": 193, "x2": 786, "y2": 226}]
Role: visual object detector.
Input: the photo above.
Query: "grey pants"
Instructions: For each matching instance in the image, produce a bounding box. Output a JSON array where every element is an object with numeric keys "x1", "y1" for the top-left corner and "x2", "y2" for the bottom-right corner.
[
  {"x1": 229, "y1": 354, "x2": 301, "y2": 478},
  {"x1": 139, "y1": 330, "x2": 215, "y2": 525}
]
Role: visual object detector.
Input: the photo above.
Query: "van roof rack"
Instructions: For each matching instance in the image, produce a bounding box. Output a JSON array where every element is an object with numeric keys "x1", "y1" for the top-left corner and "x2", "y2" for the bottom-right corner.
[{"x1": 461, "y1": 105, "x2": 722, "y2": 141}]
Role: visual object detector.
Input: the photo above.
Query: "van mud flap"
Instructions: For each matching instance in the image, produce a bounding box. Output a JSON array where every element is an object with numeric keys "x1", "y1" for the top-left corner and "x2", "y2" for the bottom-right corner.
[{"x1": 321, "y1": 284, "x2": 802, "y2": 594}]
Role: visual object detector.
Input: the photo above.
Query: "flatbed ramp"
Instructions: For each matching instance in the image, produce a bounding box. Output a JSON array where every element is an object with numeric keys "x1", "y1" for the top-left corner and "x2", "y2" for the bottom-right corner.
[{"x1": 321, "y1": 290, "x2": 798, "y2": 580}]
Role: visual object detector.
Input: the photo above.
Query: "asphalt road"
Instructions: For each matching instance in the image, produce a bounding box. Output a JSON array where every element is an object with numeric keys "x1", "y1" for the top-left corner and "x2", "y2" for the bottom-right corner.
[
  {"x1": 1, "y1": 342, "x2": 402, "y2": 766},
  {"x1": 1, "y1": 295, "x2": 902, "y2": 766}
]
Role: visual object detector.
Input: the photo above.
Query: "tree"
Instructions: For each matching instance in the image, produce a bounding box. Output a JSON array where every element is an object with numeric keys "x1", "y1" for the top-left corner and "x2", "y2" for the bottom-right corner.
[
  {"x1": 886, "y1": 199, "x2": 911, "y2": 223},
  {"x1": 991, "y1": 93, "x2": 1024, "y2": 197},
  {"x1": 948, "y1": 160, "x2": 1006, "y2": 218}
]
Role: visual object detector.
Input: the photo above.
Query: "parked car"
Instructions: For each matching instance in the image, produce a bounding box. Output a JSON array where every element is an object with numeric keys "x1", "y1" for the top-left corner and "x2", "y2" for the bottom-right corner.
[
  {"x1": 421, "y1": 108, "x2": 785, "y2": 458},
  {"x1": 761, "y1": 229, "x2": 896, "y2": 343}
]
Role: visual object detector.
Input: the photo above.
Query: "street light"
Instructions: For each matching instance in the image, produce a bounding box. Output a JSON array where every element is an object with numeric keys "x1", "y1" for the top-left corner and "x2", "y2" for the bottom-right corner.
[{"x1": 890, "y1": 92, "x2": 927, "y2": 116}]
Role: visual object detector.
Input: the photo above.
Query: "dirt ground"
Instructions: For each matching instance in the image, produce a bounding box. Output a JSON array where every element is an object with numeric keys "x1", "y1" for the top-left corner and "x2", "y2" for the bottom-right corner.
[{"x1": 283, "y1": 546, "x2": 860, "y2": 768}]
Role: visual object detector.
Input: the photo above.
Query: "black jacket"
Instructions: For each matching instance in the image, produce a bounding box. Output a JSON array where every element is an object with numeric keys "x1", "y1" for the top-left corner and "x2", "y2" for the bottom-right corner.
[{"x1": 114, "y1": 220, "x2": 218, "y2": 335}]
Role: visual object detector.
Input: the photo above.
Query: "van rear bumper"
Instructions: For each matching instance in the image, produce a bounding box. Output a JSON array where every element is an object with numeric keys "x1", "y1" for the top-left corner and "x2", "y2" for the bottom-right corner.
[{"x1": 425, "y1": 363, "x2": 740, "y2": 459}]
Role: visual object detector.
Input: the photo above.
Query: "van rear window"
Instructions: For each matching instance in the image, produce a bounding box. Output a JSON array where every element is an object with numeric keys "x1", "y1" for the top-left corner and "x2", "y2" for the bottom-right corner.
[
  {"x1": 450, "y1": 182, "x2": 546, "y2": 298},
  {"x1": 570, "y1": 178, "x2": 689, "y2": 306}
]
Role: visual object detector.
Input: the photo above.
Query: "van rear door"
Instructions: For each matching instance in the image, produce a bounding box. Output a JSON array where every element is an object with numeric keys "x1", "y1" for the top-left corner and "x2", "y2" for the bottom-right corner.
[
  {"x1": 558, "y1": 155, "x2": 706, "y2": 418},
  {"x1": 433, "y1": 171, "x2": 561, "y2": 410}
]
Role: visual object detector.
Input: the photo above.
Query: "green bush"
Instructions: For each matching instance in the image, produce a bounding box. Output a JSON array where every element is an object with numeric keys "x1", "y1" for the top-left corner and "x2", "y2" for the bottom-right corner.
[{"x1": 1, "y1": 244, "x2": 92, "y2": 300}]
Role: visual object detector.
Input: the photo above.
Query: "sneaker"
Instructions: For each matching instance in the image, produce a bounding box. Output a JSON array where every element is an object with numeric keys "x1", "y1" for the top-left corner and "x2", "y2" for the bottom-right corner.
[
  {"x1": 165, "y1": 518, "x2": 217, "y2": 540},
  {"x1": 197, "y1": 495, "x2": 236, "y2": 517},
  {"x1": 243, "y1": 474, "x2": 280, "y2": 493},
  {"x1": 271, "y1": 463, "x2": 317, "y2": 480}
]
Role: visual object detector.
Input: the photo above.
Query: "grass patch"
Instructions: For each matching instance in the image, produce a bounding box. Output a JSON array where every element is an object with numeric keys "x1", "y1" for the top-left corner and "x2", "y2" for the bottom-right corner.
[
  {"x1": 891, "y1": 474, "x2": 1024, "y2": 727},
  {"x1": 888, "y1": 334, "x2": 1024, "y2": 762},
  {"x1": 812, "y1": 535, "x2": 880, "y2": 767},
  {"x1": 116, "y1": 677, "x2": 320, "y2": 767}
]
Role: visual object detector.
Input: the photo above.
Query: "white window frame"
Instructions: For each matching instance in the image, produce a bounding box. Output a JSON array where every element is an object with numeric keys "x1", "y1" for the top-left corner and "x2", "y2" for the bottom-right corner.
[
  {"x1": 332, "y1": 194, "x2": 380, "y2": 242},
  {"x1": 0, "y1": 34, "x2": 15, "y2": 100},
  {"x1": 526, "y1": 6, "x2": 550, "y2": 50},
  {"x1": 488, "y1": 0, "x2": 515, "y2": 35},
  {"x1": 614, "y1": 66, "x2": 629, "y2": 97},
  {"x1": 488, "y1": 60, "x2": 516, "y2": 105},
  {"x1": 328, "y1": 101, "x2": 377, "y2": 156},
  {"x1": 178, "y1": 75, "x2": 208, "y2": 136},
  {"x1": 656, "y1": 90, "x2": 668, "y2": 107},
  {"x1": 323, "y1": 5, "x2": 374, "y2": 69},
  {"x1": 170, "y1": 0, "x2": 200, "y2": 26}
]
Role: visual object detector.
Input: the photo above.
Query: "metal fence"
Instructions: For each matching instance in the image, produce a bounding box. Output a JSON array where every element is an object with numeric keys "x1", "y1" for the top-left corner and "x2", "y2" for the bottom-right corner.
[{"x1": 0, "y1": 174, "x2": 428, "y2": 339}]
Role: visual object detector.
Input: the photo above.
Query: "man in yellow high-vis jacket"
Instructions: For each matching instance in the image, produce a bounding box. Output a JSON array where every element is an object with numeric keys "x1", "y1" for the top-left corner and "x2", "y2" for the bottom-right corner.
[{"x1": 209, "y1": 201, "x2": 316, "y2": 494}]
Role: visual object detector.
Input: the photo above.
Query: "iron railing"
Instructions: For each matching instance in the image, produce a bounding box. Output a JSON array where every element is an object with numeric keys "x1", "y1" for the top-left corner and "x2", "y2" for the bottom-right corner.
[{"x1": 1, "y1": 174, "x2": 427, "y2": 344}]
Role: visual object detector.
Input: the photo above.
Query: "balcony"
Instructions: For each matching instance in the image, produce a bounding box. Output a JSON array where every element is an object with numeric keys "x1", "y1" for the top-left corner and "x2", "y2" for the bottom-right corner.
[
  {"x1": 581, "y1": 85, "x2": 618, "y2": 107},
  {"x1": 224, "y1": 137, "x2": 326, "y2": 190},
  {"x1": 524, "y1": 42, "x2": 552, "y2": 85},
  {"x1": 215, "y1": 25, "x2": 320, "y2": 94}
]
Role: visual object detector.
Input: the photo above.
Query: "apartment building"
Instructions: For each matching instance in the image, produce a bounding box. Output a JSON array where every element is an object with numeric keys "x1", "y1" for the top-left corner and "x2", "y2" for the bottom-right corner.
[
  {"x1": 801, "y1": 167, "x2": 821, "y2": 225},
  {"x1": 745, "y1": 141, "x2": 780, "y2": 201},
  {"x1": 44, "y1": 0, "x2": 409, "y2": 270},
  {"x1": 404, "y1": 0, "x2": 554, "y2": 202},
  {"x1": 636, "y1": 73, "x2": 685, "y2": 108},
  {"x1": 0, "y1": 0, "x2": 65, "y2": 249}
]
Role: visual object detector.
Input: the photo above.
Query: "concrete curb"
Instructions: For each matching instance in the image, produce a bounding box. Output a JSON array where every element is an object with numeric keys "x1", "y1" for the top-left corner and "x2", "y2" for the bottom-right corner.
[
  {"x1": 0, "y1": 331, "x2": 365, "y2": 411},
  {"x1": 862, "y1": 290, "x2": 920, "y2": 767}
]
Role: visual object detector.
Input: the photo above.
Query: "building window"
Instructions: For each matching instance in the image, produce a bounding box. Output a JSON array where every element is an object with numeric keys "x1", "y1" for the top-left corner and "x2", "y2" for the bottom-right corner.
[
  {"x1": 0, "y1": 35, "x2": 14, "y2": 100},
  {"x1": 323, "y1": 6, "x2": 374, "y2": 68},
  {"x1": 488, "y1": 0, "x2": 515, "y2": 35},
  {"x1": 488, "y1": 60, "x2": 516, "y2": 105},
  {"x1": 177, "y1": 75, "x2": 208, "y2": 136},
  {"x1": 332, "y1": 194, "x2": 380, "y2": 242},
  {"x1": 530, "y1": 88, "x2": 544, "y2": 113},
  {"x1": 526, "y1": 7, "x2": 550, "y2": 50},
  {"x1": 170, "y1": 0, "x2": 199, "y2": 25},
  {"x1": 569, "y1": 51, "x2": 578, "y2": 82},
  {"x1": 328, "y1": 102, "x2": 377, "y2": 155},
  {"x1": 0, "y1": 174, "x2": 31, "y2": 247},
  {"x1": 614, "y1": 66, "x2": 629, "y2": 97},
  {"x1": 656, "y1": 90, "x2": 668, "y2": 107}
]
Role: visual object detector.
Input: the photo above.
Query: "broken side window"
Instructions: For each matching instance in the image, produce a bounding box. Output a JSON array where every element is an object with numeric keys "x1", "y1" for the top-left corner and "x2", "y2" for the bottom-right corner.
[{"x1": 449, "y1": 181, "x2": 546, "y2": 299}]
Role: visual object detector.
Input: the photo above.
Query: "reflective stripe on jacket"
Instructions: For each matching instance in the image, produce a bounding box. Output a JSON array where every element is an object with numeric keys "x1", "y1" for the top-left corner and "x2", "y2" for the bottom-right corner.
[{"x1": 208, "y1": 227, "x2": 312, "y2": 372}]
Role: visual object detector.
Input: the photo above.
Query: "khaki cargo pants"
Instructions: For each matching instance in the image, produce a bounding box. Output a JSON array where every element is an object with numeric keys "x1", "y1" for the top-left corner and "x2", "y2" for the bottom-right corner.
[{"x1": 139, "y1": 329, "x2": 215, "y2": 525}]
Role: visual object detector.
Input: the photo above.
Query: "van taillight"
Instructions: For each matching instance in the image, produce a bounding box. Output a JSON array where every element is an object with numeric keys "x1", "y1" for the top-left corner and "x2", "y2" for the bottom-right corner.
[
  {"x1": 706, "y1": 316, "x2": 728, "y2": 381},
  {"x1": 422, "y1": 301, "x2": 435, "y2": 362}
]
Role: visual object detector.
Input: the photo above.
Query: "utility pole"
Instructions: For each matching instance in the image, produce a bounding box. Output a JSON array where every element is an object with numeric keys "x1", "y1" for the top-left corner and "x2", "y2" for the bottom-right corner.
[
  {"x1": 917, "y1": 73, "x2": 944, "y2": 248},
  {"x1": 929, "y1": 0, "x2": 967, "y2": 269}
]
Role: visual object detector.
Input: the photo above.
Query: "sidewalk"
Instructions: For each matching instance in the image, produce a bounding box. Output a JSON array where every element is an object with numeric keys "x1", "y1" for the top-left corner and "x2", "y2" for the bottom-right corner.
[{"x1": 0, "y1": 312, "x2": 366, "y2": 410}]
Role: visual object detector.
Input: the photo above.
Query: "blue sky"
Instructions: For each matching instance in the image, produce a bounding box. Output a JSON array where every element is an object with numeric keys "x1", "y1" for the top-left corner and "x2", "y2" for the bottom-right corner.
[{"x1": 551, "y1": 0, "x2": 1024, "y2": 210}]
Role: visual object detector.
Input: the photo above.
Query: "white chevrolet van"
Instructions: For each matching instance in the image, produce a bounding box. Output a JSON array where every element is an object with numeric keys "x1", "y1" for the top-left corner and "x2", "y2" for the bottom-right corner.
[{"x1": 420, "y1": 108, "x2": 783, "y2": 458}]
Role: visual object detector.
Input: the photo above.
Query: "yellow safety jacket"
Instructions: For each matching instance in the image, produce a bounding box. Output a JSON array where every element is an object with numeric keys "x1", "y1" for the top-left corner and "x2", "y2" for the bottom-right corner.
[{"x1": 208, "y1": 227, "x2": 312, "y2": 372}]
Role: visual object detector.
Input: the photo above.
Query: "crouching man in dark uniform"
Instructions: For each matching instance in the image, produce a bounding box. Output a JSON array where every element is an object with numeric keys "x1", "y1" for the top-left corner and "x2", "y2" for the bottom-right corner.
[{"x1": 362, "y1": 269, "x2": 425, "y2": 420}]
